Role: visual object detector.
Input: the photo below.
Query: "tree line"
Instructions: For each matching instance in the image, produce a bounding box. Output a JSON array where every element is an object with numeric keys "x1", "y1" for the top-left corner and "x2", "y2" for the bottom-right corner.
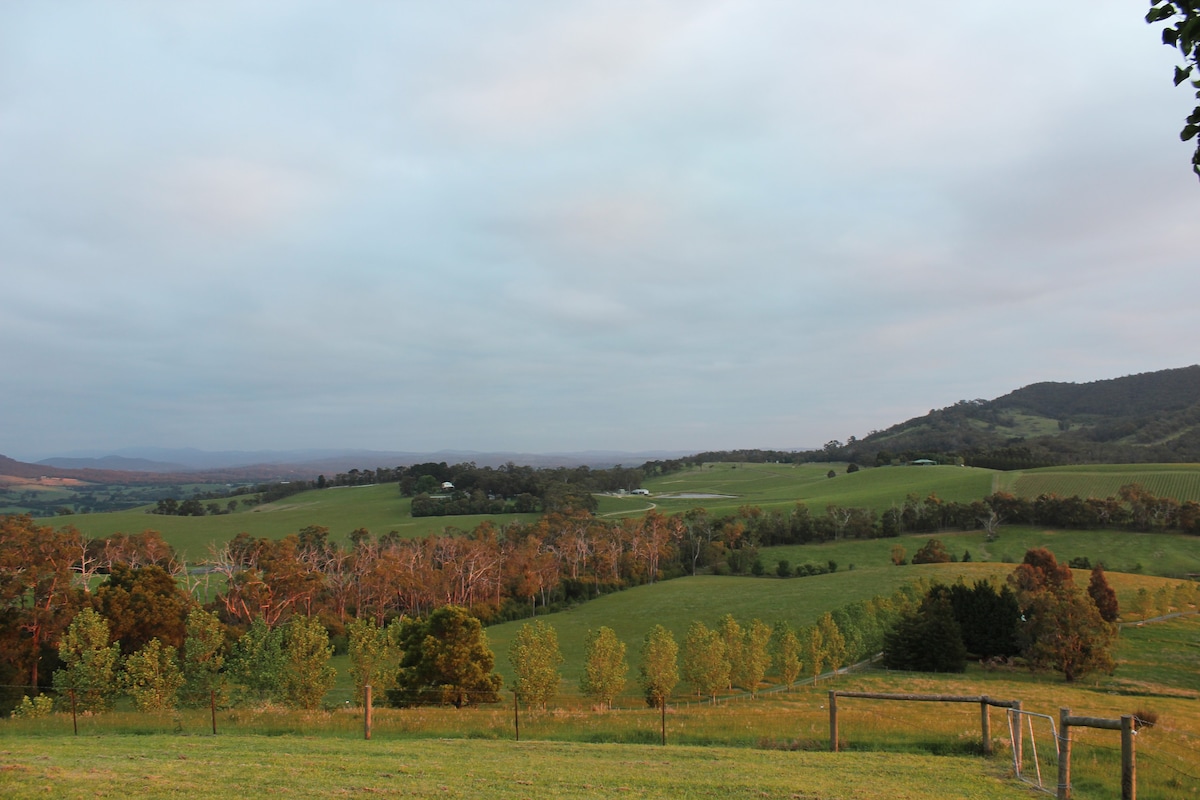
[
  {"x1": 9, "y1": 582, "x2": 931, "y2": 718},
  {"x1": 5, "y1": 480, "x2": 1199, "y2": 703}
]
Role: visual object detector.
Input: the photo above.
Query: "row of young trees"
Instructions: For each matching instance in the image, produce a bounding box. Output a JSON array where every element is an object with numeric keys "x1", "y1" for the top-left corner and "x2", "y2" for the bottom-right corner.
[
  {"x1": 14, "y1": 606, "x2": 334, "y2": 717},
  {"x1": 14, "y1": 579, "x2": 933, "y2": 719},
  {"x1": 18, "y1": 560, "x2": 1197, "y2": 720}
]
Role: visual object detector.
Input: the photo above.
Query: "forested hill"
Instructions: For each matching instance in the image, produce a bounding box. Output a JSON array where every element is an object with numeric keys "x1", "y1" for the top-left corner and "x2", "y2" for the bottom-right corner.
[{"x1": 838, "y1": 365, "x2": 1200, "y2": 467}]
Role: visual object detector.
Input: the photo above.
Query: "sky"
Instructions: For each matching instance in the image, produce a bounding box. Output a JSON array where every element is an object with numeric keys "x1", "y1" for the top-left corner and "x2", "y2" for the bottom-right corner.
[{"x1": 3, "y1": 1, "x2": 1199, "y2": 462}]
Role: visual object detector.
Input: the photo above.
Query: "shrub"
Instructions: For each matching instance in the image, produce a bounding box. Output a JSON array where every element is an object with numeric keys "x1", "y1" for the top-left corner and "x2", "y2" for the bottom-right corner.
[
  {"x1": 10, "y1": 694, "x2": 54, "y2": 719},
  {"x1": 911, "y1": 539, "x2": 951, "y2": 564}
]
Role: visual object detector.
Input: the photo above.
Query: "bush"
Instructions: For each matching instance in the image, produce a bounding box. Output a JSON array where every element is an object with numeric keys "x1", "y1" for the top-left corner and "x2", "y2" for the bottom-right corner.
[
  {"x1": 10, "y1": 694, "x2": 54, "y2": 719},
  {"x1": 911, "y1": 539, "x2": 952, "y2": 564}
]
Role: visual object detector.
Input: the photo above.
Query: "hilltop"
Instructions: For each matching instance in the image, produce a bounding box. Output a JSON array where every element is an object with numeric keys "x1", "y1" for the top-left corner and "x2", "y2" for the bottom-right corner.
[{"x1": 835, "y1": 365, "x2": 1200, "y2": 466}]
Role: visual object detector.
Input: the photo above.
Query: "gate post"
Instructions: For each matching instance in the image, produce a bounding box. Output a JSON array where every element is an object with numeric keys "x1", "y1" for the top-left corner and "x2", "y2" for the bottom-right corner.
[
  {"x1": 1058, "y1": 707, "x2": 1072, "y2": 800},
  {"x1": 1121, "y1": 715, "x2": 1135, "y2": 800},
  {"x1": 1012, "y1": 700, "x2": 1023, "y2": 774},
  {"x1": 980, "y1": 695, "x2": 991, "y2": 755},
  {"x1": 829, "y1": 691, "x2": 838, "y2": 752}
]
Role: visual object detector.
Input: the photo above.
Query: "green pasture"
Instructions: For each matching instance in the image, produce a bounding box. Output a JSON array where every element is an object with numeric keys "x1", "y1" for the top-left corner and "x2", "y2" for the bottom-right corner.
[
  {"x1": 483, "y1": 557, "x2": 1194, "y2": 691},
  {"x1": 483, "y1": 564, "x2": 997, "y2": 690},
  {"x1": 633, "y1": 462, "x2": 997, "y2": 518},
  {"x1": 47, "y1": 484, "x2": 540, "y2": 561},
  {"x1": 761, "y1": 526, "x2": 1200, "y2": 580},
  {"x1": 996, "y1": 463, "x2": 1200, "y2": 502},
  {"x1": 29, "y1": 462, "x2": 1200, "y2": 562},
  {"x1": 0, "y1": 735, "x2": 1032, "y2": 800}
]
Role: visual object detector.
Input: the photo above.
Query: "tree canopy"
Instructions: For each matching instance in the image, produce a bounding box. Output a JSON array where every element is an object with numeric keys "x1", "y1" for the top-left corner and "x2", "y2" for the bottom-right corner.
[
  {"x1": 392, "y1": 606, "x2": 502, "y2": 708},
  {"x1": 1148, "y1": 1, "x2": 1200, "y2": 178},
  {"x1": 579, "y1": 626, "x2": 628, "y2": 709}
]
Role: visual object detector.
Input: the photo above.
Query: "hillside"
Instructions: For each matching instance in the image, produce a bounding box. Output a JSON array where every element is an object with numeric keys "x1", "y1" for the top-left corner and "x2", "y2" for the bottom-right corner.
[{"x1": 839, "y1": 365, "x2": 1200, "y2": 466}]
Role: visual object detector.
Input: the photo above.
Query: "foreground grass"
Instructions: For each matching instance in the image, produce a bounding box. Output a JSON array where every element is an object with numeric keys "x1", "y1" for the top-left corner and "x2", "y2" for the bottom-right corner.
[{"x1": 0, "y1": 732, "x2": 1032, "y2": 800}]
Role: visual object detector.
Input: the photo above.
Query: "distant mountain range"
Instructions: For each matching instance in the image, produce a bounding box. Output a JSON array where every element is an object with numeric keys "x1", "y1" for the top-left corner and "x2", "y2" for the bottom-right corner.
[
  {"x1": 838, "y1": 365, "x2": 1200, "y2": 467},
  {"x1": 13, "y1": 448, "x2": 697, "y2": 484},
  {"x1": 5, "y1": 365, "x2": 1199, "y2": 487}
]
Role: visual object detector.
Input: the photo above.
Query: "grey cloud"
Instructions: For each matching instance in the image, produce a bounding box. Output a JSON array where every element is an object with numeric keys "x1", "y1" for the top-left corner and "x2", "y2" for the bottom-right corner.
[{"x1": 2, "y1": 1, "x2": 1198, "y2": 459}]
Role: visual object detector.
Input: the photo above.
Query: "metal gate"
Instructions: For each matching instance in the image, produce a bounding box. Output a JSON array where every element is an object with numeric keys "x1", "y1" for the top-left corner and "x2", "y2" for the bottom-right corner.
[{"x1": 1007, "y1": 708, "x2": 1060, "y2": 796}]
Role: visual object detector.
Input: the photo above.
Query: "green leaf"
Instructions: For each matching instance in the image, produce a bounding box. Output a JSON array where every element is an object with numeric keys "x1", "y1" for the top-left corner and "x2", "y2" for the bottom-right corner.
[
  {"x1": 1176, "y1": 65, "x2": 1194, "y2": 85},
  {"x1": 1181, "y1": 124, "x2": 1200, "y2": 142}
]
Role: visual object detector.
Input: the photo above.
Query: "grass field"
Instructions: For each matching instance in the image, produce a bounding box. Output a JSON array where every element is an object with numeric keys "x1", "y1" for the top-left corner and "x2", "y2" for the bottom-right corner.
[
  {"x1": 0, "y1": 735, "x2": 1032, "y2": 800},
  {"x1": 633, "y1": 462, "x2": 998, "y2": 518},
  {"x1": 481, "y1": 563, "x2": 1194, "y2": 690},
  {"x1": 762, "y1": 525, "x2": 1200, "y2": 580},
  {"x1": 483, "y1": 564, "x2": 999, "y2": 688},
  {"x1": 35, "y1": 462, "x2": 1200, "y2": 561},
  {"x1": 46, "y1": 484, "x2": 541, "y2": 561},
  {"x1": 996, "y1": 463, "x2": 1200, "y2": 502}
]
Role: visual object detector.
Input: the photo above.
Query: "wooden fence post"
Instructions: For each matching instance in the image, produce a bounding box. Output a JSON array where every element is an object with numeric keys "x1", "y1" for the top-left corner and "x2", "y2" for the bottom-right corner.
[
  {"x1": 660, "y1": 699, "x2": 666, "y2": 746},
  {"x1": 829, "y1": 691, "x2": 838, "y2": 752},
  {"x1": 980, "y1": 695, "x2": 992, "y2": 755},
  {"x1": 514, "y1": 693, "x2": 520, "y2": 742},
  {"x1": 210, "y1": 689, "x2": 217, "y2": 735},
  {"x1": 1058, "y1": 707, "x2": 1072, "y2": 800},
  {"x1": 364, "y1": 685, "x2": 373, "y2": 741},
  {"x1": 1012, "y1": 700, "x2": 1023, "y2": 775},
  {"x1": 70, "y1": 688, "x2": 77, "y2": 736},
  {"x1": 1121, "y1": 715, "x2": 1135, "y2": 800}
]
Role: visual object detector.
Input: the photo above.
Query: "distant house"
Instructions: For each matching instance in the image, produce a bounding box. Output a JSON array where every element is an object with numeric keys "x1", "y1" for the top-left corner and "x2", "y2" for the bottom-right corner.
[
  {"x1": 631, "y1": 488, "x2": 650, "y2": 495},
  {"x1": 441, "y1": 481, "x2": 455, "y2": 490},
  {"x1": 910, "y1": 459, "x2": 937, "y2": 466}
]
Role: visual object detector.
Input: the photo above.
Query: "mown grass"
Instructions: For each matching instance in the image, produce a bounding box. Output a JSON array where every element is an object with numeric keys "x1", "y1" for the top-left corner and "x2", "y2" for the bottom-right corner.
[{"x1": 0, "y1": 734, "x2": 1034, "y2": 800}]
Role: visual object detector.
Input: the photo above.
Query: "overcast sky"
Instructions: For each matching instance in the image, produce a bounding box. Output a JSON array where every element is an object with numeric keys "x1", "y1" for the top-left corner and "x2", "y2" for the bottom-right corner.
[{"x1": 3, "y1": 1, "x2": 1198, "y2": 462}]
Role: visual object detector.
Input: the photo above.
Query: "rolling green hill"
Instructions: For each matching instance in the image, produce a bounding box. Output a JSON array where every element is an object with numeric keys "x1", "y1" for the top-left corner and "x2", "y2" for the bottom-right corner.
[
  {"x1": 482, "y1": 544, "x2": 1195, "y2": 689},
  {"x1": 37, "y1": 461, "x2": 1200, "y2": 559},
  {"x1": 839, "y1": 364, "x2": 1200, "y2": 466}
]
